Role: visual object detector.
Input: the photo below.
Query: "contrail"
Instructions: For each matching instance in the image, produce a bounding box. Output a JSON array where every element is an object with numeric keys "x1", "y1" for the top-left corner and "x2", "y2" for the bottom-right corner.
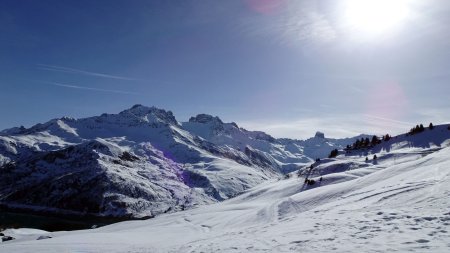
[
  {"x1": 43, "y1": 81, "x2": 138, "y2": 95},
  {"x1": 363, "y1": 114, "x2": 412, "y2": 127},
  {"x1": 37, "y1": 64, "x2": 140, "y2": 81}
]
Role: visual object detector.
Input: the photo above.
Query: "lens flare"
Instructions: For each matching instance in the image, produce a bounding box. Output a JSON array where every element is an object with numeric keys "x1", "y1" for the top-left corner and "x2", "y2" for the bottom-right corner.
[
  {"x1": 344, "y1": 0, "x2": 411, "y2": 35},
  {"x1": 365, "y1": 81, "x2": 409, "y2": 132},
  {"x1": 244, "y1": 0, "x2": 285, "y2": 14}
]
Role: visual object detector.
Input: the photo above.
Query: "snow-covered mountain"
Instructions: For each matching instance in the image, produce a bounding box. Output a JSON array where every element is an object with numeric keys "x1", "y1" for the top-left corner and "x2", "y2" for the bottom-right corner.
[
  {"x1": 0, "y1": 105, "x2": 360, "y2": 218},
  {"x1": 2, "y1": 124, "x2": 449, "y2": 252}
]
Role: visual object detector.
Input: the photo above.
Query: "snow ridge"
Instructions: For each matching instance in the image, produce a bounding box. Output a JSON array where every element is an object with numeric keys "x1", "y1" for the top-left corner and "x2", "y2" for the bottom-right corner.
[
  {"x1": 0, "y1": 105, "x2": 369, "y2": 218},
  {"x1": 1, "y1": 123, "x2": 449, "y2": 252}
]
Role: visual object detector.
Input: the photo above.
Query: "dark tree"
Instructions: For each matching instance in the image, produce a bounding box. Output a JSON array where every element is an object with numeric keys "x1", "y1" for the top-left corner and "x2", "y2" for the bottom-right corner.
[
  {"x1": 429, "y1": 123, "x2": 434, "y2": 130},
  {"x1": 409, "y1": 124, "x2": 426, "y2": 135},
  {"x1": 354, "y1": 139, "x2": 361, "y2": 149},
  {"x1": 328, "y1": 149, "x2": 338, "y2": 158},
  {"x1": 371, "y1": 135, "x2": 380, "y2": 145},
  {"x1": 364, "y1": 138, "x2": 370, "y2": 147},
  {"x1": 419, "y1": 124, "x2": 425, "y2": 132}
]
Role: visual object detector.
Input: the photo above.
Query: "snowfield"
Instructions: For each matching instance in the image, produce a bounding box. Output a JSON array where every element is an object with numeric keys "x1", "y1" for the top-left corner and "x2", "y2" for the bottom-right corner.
[
  {"x1": 0, "y1": 105, "x2": 360, "y2": 218},
  {"x1": 1, "y1": 125, "x2": 449, "y2": 252}
]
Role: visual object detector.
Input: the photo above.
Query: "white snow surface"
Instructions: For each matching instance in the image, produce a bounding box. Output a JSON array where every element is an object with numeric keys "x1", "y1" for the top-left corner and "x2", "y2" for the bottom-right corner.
[
  {"x1": 0, "y1": 105, "x2": 361, "y2": 218},
  {"x1": 2, "y1": 125, "x2": 450, "y2": 252}
]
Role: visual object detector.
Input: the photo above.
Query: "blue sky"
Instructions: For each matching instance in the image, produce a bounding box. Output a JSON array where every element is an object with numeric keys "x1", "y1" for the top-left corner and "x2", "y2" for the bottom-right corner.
[{"x1": 1, "y1": 0, "x2": 449, "y2": 139}]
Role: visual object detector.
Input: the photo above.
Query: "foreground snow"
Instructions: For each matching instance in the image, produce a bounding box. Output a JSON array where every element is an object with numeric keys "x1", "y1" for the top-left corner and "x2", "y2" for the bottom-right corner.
[{"x1": 2, "y1": 137, "x2": 449, "y2": 252}]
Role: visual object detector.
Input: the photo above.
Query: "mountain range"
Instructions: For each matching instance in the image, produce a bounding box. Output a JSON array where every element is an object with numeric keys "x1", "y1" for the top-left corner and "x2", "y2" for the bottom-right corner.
[
  {"x1": 0, "y1": 105, "x2": 365, "y2": 218},
  {"x1": 1, "y1": 116, "x2": 449, "y2": 252}
]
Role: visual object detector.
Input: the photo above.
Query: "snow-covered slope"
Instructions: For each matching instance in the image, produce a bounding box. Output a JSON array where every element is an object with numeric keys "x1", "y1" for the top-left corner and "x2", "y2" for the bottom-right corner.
[
  {"x1": 0, "y1": 105, "x2": 358, "y2": 218},
  {"x1": 2, "y1": 124, "x2": 449, "y2": 252},
  {"x1": 183, "y1": 115, "x2": 364, "y2": 173},
  {"x1": 279, "y1": 131, "x2": 370, "y2": 162}
]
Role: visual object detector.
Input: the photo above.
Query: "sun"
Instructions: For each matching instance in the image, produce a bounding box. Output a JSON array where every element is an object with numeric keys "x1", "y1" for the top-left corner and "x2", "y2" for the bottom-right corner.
[{"x1": 344, "y1": 0, "x2": 411, "y2": 35}]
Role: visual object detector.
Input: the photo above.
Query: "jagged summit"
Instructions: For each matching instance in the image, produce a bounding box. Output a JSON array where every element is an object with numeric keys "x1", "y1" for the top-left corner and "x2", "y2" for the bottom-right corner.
[
  {"x1": 315, "y1": 131, "x2": 325, "y2": 139},
  {"x1": 6, "y1": 105, "x2": 179, "y2": 137},
  {"x1": 189, "y1": 114, "x2": 224, "y2": 124},
  {"x1": 119, "y1": 104, "x2": 178, "y2": 125},
  {"x1": 0, "y1": 104, "x2": 373, "y2": 219}
]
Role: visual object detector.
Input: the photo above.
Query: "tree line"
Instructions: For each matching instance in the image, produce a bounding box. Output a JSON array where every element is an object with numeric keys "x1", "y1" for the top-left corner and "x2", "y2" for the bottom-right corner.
[
  {"x1": 328, "y1": 122, "x2": 438, "y2": 159},
  {"x1": 407, "y1": 123, "x2": 434, "y2": 136},
  {"x1": 344, "y1": 134, "x2": 391, "y2": 152}
]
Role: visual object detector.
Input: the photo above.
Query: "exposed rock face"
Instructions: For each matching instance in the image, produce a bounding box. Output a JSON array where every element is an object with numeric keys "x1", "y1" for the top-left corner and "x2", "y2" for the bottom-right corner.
[
  {"x1": 1, "y1": 236, "x2": 14, "y2": 242},
  {"x1": 189, "y1": 114, "x2": 224, "y2": 125},
  {"x1": 315, "y1": 131, "x2": 325, "y2": 139}
]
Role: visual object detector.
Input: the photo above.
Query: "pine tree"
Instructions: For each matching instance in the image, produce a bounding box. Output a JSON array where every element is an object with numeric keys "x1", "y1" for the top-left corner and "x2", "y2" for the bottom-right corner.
[
  {"x1": 371, "y1": 135, "x2": 379, "y2": 146},
  {"x1": 354, "y1": 139, "x2": 361, "y2": 149},
  {"x1": 328, "y1": 149, "x2": 338, "y2": 158},
  {"x1": 364, "y1": 138, "x2": 370, "y2": 147},
  {"x1": 429, "y1": 122, "x2": 434, "y2": 130}
]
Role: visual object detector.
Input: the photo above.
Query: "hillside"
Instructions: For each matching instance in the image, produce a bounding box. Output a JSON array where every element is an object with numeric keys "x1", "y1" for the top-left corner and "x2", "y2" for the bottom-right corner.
[
  {"x1": 1, "y1": 124, "x2": 449, "y2": 252},
  {"x1": 0, "y1": 105, "x2": 360, "y2": 218}
]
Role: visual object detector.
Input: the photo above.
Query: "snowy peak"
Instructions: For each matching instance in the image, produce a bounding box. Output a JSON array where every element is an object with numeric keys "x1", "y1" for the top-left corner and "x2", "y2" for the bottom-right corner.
[
  {"x1": 14, "y1": 105, "x2": 180, "y2": 138},
  {"x1": 183, "y1": 114, "x2": 233, "y2": 140},
  {"x1": 118, "y1": 104, "x2": 178, "y2": 126},
  {"x1": 3, "y1": 124, "x2": 450, "y2": 252},
  {"x1": 0, "y1": 104, "x2": 386, "y2": 219},
  {"x1": 188, "y1": 114, "x2": 224, "y2": 125}
]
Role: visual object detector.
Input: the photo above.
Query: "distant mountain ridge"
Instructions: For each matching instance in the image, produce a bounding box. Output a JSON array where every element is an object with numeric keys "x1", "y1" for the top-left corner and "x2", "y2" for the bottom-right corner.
[{"x1": 0, "y1": 105, "x2": 366, "y2": 218}]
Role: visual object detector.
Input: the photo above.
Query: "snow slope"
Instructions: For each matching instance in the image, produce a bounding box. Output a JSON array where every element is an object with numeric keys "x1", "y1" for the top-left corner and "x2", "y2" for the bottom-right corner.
[
  {"x1": 2, "y1": 125, "x2": 449, "y2": 252},
  {"x1": 0, "y1": 105, "x2": 359, "y2": 218}
]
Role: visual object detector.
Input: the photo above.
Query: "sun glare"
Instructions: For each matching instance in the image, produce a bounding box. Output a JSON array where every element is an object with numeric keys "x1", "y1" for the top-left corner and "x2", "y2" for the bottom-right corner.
[{"x1": 344, "y1": 0, "x2": 411, "y2": 35}]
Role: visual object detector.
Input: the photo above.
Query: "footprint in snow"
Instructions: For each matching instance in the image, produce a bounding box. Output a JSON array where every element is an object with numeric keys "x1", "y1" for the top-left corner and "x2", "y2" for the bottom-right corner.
[{"x1": 290, "y1": 240, "x2": 309, "y2": 244}]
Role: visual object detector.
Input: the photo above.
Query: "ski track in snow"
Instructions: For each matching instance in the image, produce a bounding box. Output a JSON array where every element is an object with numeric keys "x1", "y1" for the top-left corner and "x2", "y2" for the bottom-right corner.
[
  {"x1": 2, "y1": 141, "x2": 450, "y2": 252},
  {"x1": 0, "y1": 106, "x2": 449, "y2": 252}
]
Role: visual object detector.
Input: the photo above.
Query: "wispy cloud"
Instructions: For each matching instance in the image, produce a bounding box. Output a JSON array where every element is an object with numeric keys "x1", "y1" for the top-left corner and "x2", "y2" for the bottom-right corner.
[
  {"x1": 238, "y1": 0, "x2": 336, "y2": 47},
  {"x1": 362, "y1": 114, "x2": 412, "y2": 127},
  {"x1": 41, "y1": 81, "x2": 138, "y2": 95},
  {"x1": 239, "y1": 117, "x2": 361, "y2": 140},
  {"x1": 238, "y1": 113, "x2": 415, "y2": 140},
  {"x1": 37, "y1": 64, "x2": 140, "y2": 81},
  {"x1": 412, "y1": 108, "x2": 450, "y2": 125}
]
